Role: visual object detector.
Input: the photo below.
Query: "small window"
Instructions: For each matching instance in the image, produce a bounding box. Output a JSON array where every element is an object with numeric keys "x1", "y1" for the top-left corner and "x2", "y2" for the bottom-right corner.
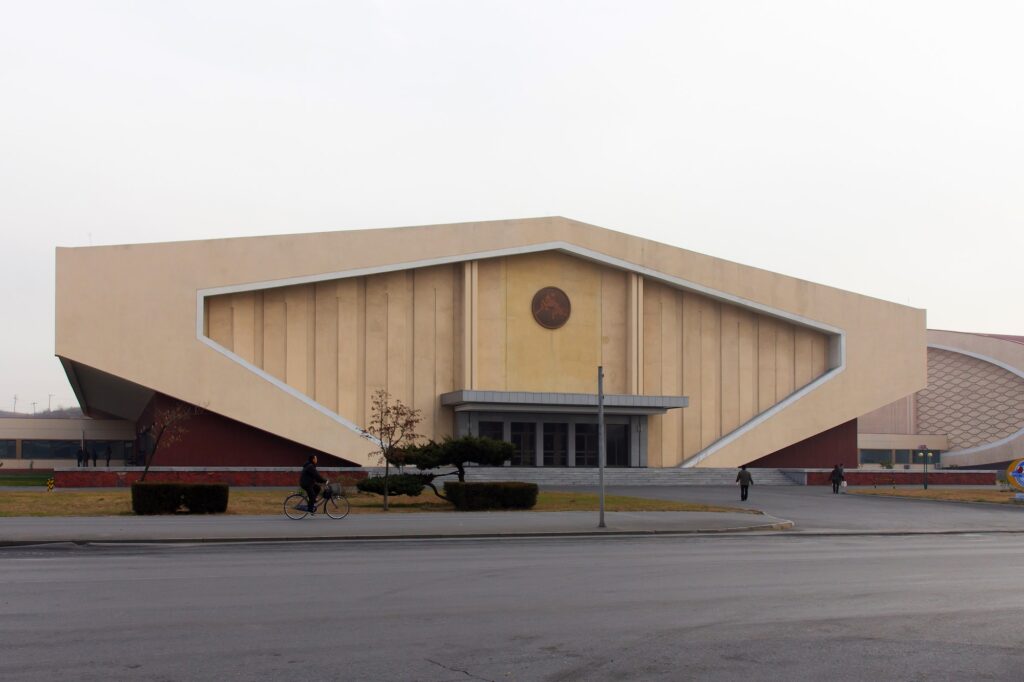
[
  {"x1": 22, "y1": 440, "x2": 80, "y2": 459},
  {"x1": 477, "y1": 421, "x2": 504, "y2": 441},
  {"x1": 859, "y1": 449, "x2": 892, "y2": 466}
]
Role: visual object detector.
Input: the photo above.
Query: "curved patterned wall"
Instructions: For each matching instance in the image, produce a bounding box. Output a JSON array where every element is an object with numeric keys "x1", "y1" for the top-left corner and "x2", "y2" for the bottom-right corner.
[{"x1": 918, "y1": 348, "x2": 1024, "y2": 450}]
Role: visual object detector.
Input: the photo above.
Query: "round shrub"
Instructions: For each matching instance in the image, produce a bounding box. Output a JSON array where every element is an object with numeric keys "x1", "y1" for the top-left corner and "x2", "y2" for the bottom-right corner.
[
  {"x1": 356, "y1": 473, "x2": 433, "y2": 497},
  {"x1": 443, "y1": 482, "x2": 538, "y2": 510}
]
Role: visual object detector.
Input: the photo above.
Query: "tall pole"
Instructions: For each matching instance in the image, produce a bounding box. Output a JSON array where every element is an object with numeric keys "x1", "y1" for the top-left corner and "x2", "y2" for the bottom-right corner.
[
  {"x1": 918, "y1": 444, "x2": 928, "y2": 490},
  {"x1": 598, "y1": 366, "x2": 606, "y2": 529},
  {"x1": 12, "y1": 395, "x2": 16, "y2": 413},
  {"x1": 48, "y1": 394, "x2": 54, "y2": 411}
]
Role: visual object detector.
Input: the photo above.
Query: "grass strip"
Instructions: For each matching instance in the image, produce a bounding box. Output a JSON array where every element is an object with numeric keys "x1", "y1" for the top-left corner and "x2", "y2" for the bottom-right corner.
[
  {"x1": 0, "y1": 474, "x2": 52, "y2": 487},
  {"x1": 849, "y1": 488, "x2": 1023, "y2": 505},
  {"x1": 0, "y1": 489, "x2": 751, "y2": 517}
]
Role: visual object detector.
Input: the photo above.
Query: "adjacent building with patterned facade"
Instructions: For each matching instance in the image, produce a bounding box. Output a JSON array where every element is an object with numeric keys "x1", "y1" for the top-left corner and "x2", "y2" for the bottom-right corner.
[
  {"x1": 858, "y1": 330, "x2": 1024, "y2": 469},
  {"x1": 50, "y1": 217, "x2": 927, "y2": 470}
]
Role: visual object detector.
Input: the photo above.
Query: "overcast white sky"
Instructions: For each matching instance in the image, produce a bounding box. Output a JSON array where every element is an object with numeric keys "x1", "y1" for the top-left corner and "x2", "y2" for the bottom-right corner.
[{"x1": 1, "y1": 1, "x2": 1022, "y2": 413}]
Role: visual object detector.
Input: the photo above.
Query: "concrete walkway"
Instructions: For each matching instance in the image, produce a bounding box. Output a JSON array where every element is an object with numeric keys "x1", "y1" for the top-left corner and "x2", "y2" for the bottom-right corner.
[{"x1": 0, "y1": 509, "x2": 792, "y2": 545}]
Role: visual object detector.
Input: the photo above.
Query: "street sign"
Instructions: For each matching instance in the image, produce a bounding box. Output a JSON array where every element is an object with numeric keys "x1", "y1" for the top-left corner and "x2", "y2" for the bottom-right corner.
[{"x1": 1007, "y1": 459, "x2": 1024, "y2": 493}]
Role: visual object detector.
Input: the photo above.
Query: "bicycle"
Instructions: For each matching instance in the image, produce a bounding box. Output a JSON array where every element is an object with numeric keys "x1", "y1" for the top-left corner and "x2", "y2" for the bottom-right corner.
[{"x1": 284, "y1": 481, "x2": 350, "y2": 519}]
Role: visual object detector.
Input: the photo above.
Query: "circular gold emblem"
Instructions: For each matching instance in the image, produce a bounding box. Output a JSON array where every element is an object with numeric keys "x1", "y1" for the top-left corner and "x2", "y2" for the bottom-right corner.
[{"x1": 531, "y1": 287, "x2": 571, "y2": 329}]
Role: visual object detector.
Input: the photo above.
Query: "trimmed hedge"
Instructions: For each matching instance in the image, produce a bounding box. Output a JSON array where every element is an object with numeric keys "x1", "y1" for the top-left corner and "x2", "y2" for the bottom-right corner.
[
  {"x1": 443, "y1": 481, "x2": 538, "y2": 511},
  {"x1": 356, "y1": 473, "x2": 433, "y2": 497},
  {"x1": 131, "y1": 482, "x2": 229, "y2": 515}
]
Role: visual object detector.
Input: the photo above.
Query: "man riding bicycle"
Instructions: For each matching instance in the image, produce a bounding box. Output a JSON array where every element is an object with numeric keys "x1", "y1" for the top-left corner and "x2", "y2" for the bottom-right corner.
[{"x1": 299, "y1": 454, "x2": 327, "y2": 514}]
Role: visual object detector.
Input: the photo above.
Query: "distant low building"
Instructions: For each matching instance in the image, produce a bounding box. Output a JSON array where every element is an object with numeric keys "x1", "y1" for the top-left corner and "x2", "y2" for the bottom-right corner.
[{"x1": 0, "y1": 417, "x2": 134, "y2": 468}]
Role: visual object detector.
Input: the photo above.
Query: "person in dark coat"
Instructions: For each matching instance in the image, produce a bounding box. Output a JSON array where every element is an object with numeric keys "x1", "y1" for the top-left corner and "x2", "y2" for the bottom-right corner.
[
  {"x1": 76, "y1": 447, "x2": 84, "y2": 468},
  {"x1": 829, "y1": 464, "x2": 845, "y2": 494},
  {"x1": 105, "y1": 446, "x2": 112, "y2": 467},
  {"x1": 299, "y1": 454, "x2": 327, "y2": 514},
  {"x1": 736, "y1": 465, "x2": 753, "y2": 501},
  {"x1": 91, "y1": 448, "x2": 98, "y2": 467}
]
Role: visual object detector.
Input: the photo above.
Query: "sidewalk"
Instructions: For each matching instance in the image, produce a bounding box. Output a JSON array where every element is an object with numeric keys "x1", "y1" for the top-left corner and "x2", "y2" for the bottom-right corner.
[{"x1": 0, "y1": 510, "x2": 793, "y2": 546}]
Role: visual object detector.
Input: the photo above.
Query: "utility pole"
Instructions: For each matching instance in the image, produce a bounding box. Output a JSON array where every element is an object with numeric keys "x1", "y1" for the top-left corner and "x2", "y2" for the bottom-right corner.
[
  {"x1": 12, "y1": 395, "x2": 16, "y2": 413},
  {"x1": 31, "y1": 402, "x2": 37, "y2": 415},
  {"x1": 598, "y1": 366, "x2": 607, "y2": 529},
  {"x1": 48, "y1": 394, "x2": 54, "y2": 411}
]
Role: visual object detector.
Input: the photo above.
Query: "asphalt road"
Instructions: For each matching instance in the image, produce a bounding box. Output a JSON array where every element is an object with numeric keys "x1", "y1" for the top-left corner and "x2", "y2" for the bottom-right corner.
[{"x1": 4, "y1": 533, "x2": 1023, "y2": 681}]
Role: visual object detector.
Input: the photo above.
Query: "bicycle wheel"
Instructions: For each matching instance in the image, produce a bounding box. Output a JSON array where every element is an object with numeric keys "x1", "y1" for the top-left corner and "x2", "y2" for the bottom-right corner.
[
  {"x1": 324, "y1": 493, "x2": 350, "y2": 519},
  {"x1": 284, "y1": 492, "x2": 310, "y2": 520}
]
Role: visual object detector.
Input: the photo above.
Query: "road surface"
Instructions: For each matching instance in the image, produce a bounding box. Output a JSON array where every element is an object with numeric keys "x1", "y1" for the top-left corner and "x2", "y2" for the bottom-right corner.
[{"x1": 3, "y1": 532, "x2": 1022, "y2": 680}]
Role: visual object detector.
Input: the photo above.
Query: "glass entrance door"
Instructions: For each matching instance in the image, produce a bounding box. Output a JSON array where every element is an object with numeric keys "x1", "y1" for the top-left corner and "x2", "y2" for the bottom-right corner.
[
  {"x1": 574, "y1": 424, "x2": 599, "y2": 467},
  {"x1": 543, "y1": 423, "x2": 568, "y2": 466},
  {"x1": 606, "y1": 423, "x2": 629, "y2": 467},
  {"x1": 510, "y1": 422, "x2": 536, "y2": 466}
]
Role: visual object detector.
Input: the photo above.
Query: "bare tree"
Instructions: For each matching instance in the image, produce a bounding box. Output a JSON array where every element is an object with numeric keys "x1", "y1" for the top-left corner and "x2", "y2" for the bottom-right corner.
[
  {"x1": 361, "y1": 389, "x2": 422, "y2": 511},
  {"x1": 139, "y1": 403, "x2": 204, "y2": 482}
]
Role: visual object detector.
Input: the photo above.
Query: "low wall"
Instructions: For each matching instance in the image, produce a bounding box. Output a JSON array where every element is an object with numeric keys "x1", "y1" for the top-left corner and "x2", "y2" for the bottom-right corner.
[
  {"x1": 803, "y1": 470, "x2": 996, "y2": 486},
  {"x1": 54, "y1": 467, "x2": 368, "y2": 488}
]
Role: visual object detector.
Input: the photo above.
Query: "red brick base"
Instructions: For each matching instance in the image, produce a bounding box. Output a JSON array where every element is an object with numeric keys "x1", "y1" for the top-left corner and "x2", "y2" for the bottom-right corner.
[
  {"x1": 55, "y1": 468, "x2": 368, "y2": 488},
  {"x1": 806, "y1": 470, "x2": 996, "y2": 486}
]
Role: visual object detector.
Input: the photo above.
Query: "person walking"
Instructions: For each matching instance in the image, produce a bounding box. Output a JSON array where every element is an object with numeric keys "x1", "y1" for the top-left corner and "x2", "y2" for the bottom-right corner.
[
  {"x1": 76, "y1": 447, "x2": 84, "y2": 468},
  {"x1": 105, "y1": 446, "x2": 112, "y2": 467},
  {"x1": 736, "y1": 465, "x2": 753, "y2": 501},
  {"x1": 829, "y1": 464, "x2": 845, "y2": 494}
]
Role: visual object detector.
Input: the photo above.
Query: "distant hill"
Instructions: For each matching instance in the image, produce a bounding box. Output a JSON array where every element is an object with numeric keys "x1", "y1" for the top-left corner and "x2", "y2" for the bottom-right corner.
[{"x1": 0, "y1": 407, "x2": 84, "y2": 419}]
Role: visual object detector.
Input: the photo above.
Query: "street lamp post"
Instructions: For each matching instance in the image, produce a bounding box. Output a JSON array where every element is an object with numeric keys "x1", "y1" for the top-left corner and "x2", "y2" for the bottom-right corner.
[{"x1": 919, "y1": 444, "x2": 931, "y2": 490}]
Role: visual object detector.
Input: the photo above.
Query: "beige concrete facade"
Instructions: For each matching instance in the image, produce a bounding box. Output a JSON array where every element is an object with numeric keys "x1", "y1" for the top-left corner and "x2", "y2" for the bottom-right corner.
[{"x1": 56, "y1": 217, "x2": 926, "y2": 467}]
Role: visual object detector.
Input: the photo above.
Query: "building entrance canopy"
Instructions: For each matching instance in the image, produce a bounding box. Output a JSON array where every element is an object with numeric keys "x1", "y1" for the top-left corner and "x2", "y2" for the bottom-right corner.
[
  {"x1": 443, "y1": 390, "x2": 687, "y2": 468},
  {"x1": 440, "y1": 390, "x2": 688, "y2": 415}
]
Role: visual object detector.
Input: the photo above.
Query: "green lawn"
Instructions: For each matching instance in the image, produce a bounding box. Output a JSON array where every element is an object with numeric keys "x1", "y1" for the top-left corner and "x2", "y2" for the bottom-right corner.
[
  {"x1": 0, "y1": 473, "x2": 52, "y2": 487},
  {"x1": 0, "y1": 489, "x2": 753, "y2": 517}
]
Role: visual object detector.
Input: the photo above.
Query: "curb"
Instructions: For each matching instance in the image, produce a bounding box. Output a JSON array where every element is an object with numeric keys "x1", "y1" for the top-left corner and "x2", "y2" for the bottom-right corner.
[
  {"x1": 772, "y1": 528, "x2": 1024, "y2": 537},
  {"x1": 0, "y1": 519, "x2": 795, "y2": 548}
]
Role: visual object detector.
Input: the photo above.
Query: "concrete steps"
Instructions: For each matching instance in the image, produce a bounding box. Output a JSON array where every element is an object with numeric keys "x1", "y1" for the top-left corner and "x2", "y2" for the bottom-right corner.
[{"x1": 410, "y1": 467, "x2": 799, "y2": 486}]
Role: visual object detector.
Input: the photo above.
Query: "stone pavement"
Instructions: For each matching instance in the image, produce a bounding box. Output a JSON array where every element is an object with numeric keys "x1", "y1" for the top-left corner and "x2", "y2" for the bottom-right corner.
[{"x1": 0, "y1": 509, "x2": 792, "y2": 546}]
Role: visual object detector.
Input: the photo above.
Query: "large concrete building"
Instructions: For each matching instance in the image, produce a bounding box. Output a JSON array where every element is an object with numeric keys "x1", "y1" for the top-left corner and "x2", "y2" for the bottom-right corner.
[{"x1": 54, "y1": 217, "x2": 927, "y2": 469}]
